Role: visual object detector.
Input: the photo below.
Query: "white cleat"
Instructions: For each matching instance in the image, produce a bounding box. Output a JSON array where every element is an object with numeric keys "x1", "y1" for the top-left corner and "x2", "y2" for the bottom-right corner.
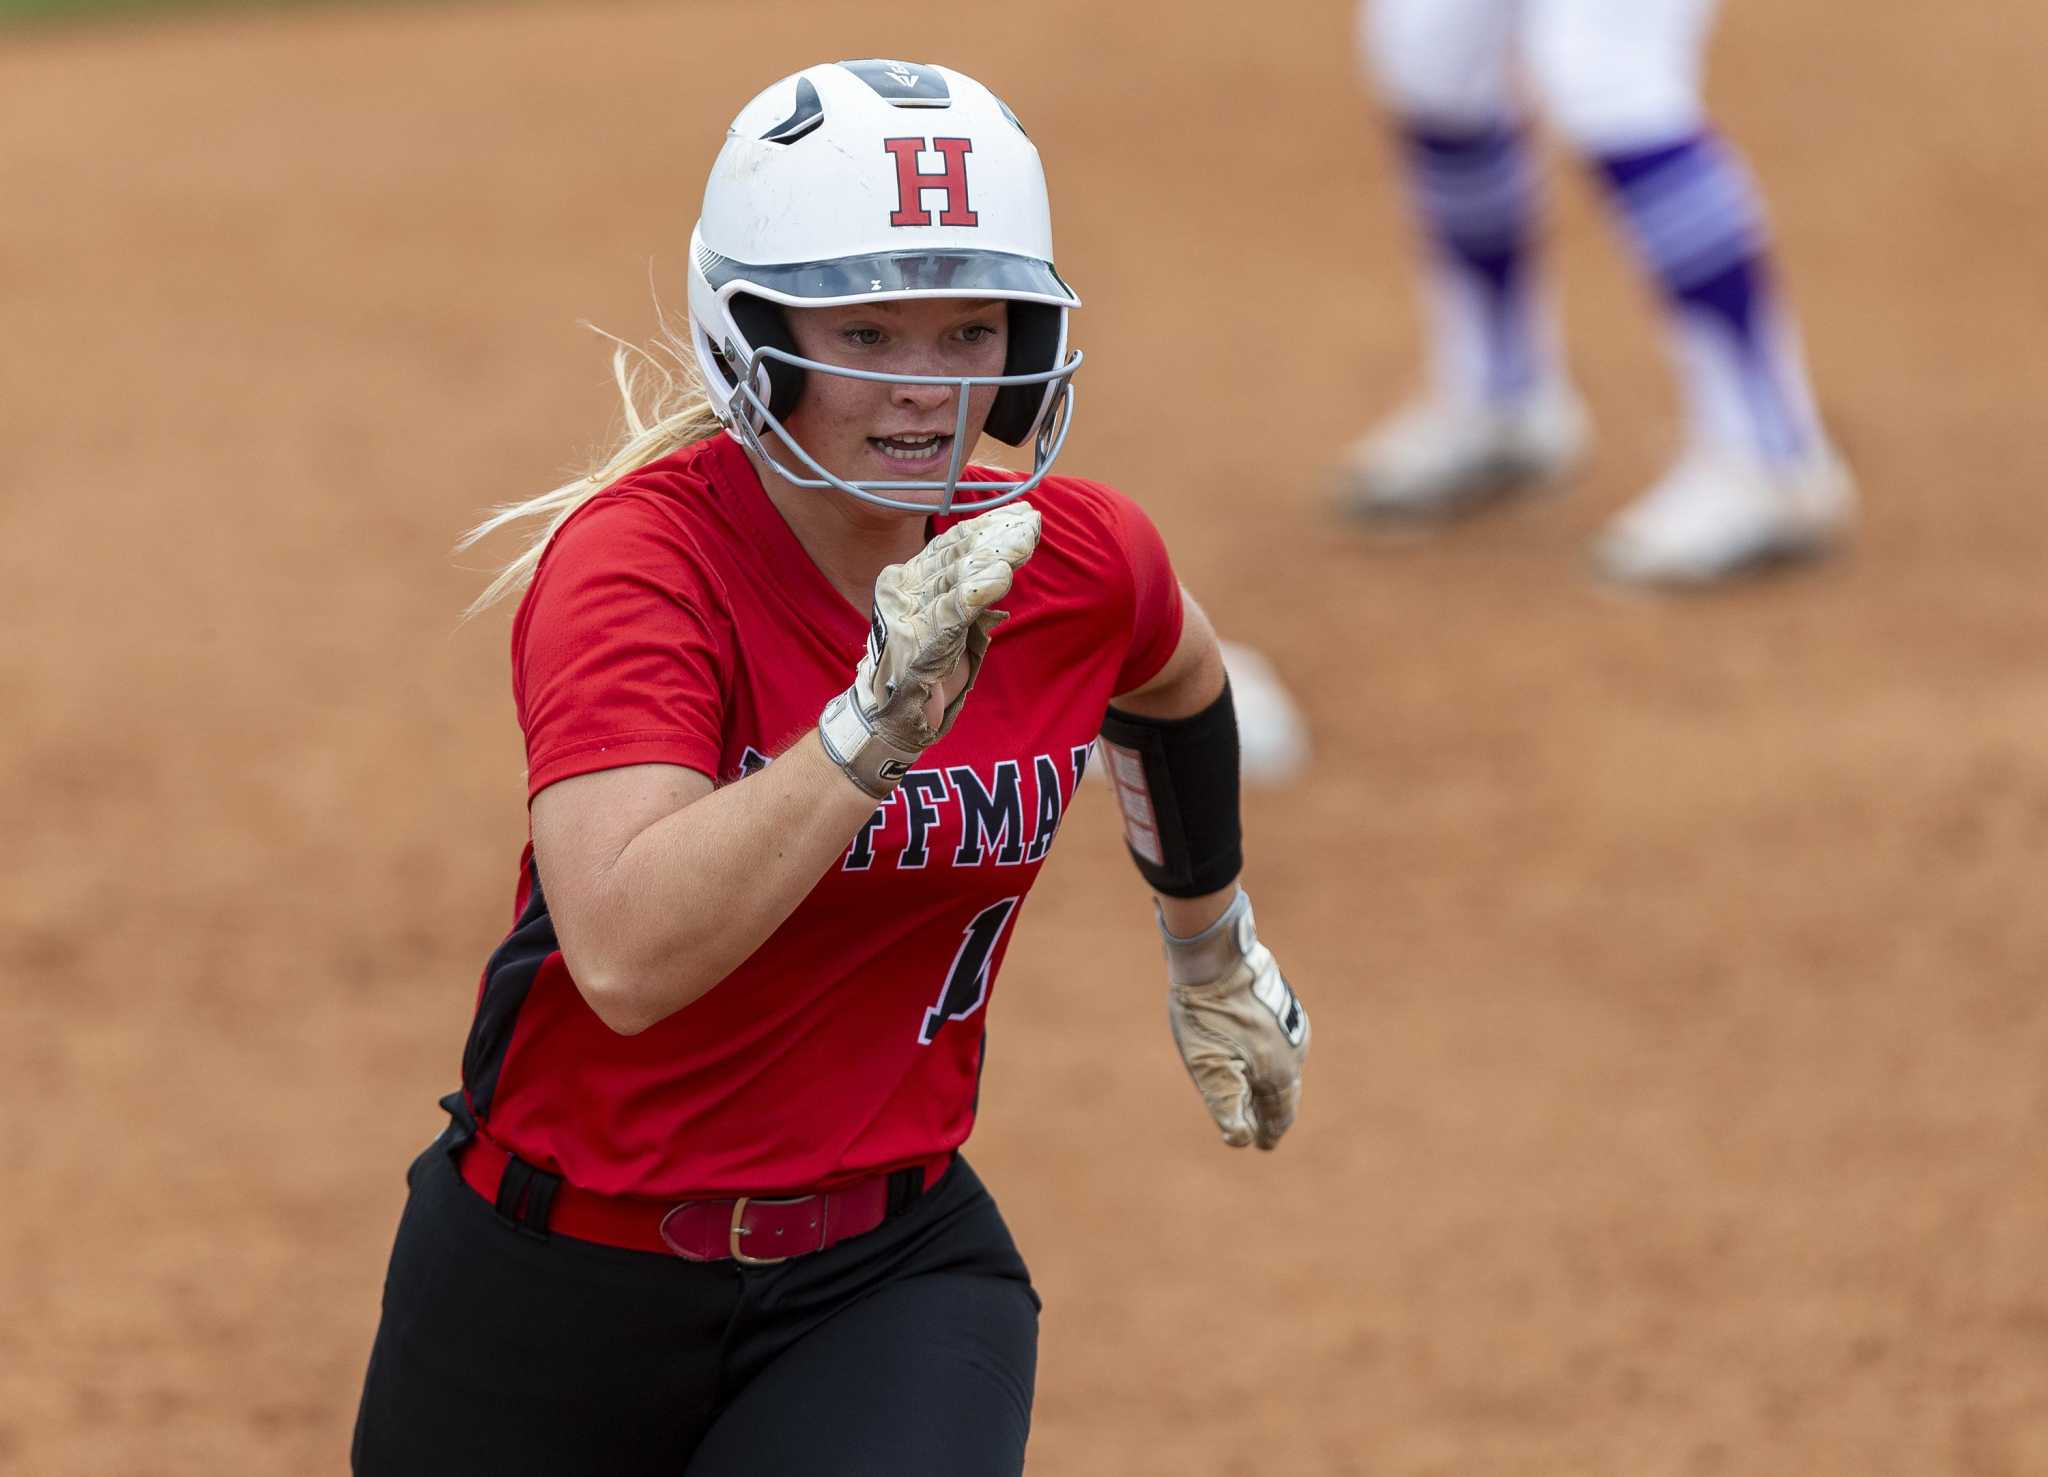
[
  {"x1": 1337, "y1": 384, "x2": 1589, "y2": 524},
  {"x1": 1593, "y1": 448, "x2": 1855, "y2": 587}
]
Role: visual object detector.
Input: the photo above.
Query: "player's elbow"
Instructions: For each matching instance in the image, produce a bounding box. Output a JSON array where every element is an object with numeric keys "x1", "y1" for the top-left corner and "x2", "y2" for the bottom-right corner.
[
  {"x1": 558, "y1": 943, "x2": 660, "y2": 1036},
  {"x1": 566, "y1": 943, "x2": 717, "y2": 1037},
  {"x1": 560, "y1": 950, "x2": 637, "y2": 1034},
  {"x1": 581, "y1": 980, "x2": 665, "y2": 1037}
]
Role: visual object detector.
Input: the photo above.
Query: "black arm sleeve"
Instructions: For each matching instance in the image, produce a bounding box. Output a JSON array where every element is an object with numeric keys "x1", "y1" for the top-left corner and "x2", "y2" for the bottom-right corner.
[{"x1": 1097, "y1": 680, "x2": 1243, "y2": 899}]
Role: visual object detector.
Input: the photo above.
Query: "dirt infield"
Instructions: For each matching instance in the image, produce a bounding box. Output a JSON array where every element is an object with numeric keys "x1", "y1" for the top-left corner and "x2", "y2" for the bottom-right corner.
[{"x1": 4, "y1": 2, "x2": 2045, "y2": 1472}]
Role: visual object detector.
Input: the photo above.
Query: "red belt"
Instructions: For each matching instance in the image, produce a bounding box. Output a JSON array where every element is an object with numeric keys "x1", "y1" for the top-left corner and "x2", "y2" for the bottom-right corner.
[{"x1": 457, "y1": 1135, "x2": 950, "y2": 1264}]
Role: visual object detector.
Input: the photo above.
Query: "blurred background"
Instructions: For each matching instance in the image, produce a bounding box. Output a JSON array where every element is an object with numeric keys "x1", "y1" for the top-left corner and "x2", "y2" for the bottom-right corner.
[{"x1": 3, "y1": 1, "x2": 2045, "y2": 1472}]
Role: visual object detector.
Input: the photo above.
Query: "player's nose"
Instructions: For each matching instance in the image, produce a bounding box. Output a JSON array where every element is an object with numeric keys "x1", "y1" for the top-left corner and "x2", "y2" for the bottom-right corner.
[{"x1": 888, "y1": 372, "x2": 958, "y2": 413}]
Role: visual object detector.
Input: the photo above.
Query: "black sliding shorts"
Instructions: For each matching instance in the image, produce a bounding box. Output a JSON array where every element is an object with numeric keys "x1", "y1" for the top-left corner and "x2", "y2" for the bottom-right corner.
[{"x1": 352, "y1": 1135, "x2": 1040, "y2": 1476}]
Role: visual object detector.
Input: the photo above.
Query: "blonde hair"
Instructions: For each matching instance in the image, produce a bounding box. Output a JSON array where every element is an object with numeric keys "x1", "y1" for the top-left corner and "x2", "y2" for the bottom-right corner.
[{"x1": 459, "y1": 322, "x2": 726, "y2": 617}]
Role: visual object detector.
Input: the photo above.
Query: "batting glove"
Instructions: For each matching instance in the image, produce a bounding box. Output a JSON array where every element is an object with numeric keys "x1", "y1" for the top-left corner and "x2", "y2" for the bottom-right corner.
[
  {"x1": 1162, "y1": 888, "x2": 1310, "y2": 1150},
  {"x1": 820, "y1": 503, "x2": 1040, "y2": 798}
]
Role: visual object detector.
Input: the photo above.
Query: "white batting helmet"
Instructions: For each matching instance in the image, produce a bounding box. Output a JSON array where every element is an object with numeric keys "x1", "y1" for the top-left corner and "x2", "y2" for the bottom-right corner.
[{"x1": 686, "y1": 59, "x2": 1083, "y2": 513}]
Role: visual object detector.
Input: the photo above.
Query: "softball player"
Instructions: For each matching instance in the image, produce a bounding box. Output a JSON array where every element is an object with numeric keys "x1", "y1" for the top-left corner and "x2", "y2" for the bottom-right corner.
[
  {"x1": 350, "y1": 59, "x2": 1309, "y2": 1477},
  {"x1": 1340, "y1": 0, "x2": 1855, "y2": 585}
]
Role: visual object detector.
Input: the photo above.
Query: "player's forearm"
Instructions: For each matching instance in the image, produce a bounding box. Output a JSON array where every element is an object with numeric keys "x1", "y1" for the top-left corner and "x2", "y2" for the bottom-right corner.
[
  {"x1": 1155, "y1": 884, "x2": 1239, "y2": 939},
  {"x1": 1113, "y1": 620, "x2": 1237, "y2": 932},
  {"x1": 1102, "y1": 597, "x2": 1241, "y2": 930},
  {"x1": 569, "y1": 731, "x2": 876, "y2": 1033}
]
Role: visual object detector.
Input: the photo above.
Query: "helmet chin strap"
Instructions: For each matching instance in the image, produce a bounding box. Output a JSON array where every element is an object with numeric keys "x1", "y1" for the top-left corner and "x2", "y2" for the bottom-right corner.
[{"x1": 725, "y1": 344, "x2": 1080, "y2": 516}]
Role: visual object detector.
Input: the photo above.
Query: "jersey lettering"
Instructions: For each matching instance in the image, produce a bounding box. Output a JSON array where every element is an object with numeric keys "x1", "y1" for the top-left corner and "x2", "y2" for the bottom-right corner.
[
  {"x1": 842, "y1": 792, "x2": 899, "y2": 871},
  {"x1": 883, "y1": 137, "x2": 978, "y2": 227},
  {"x1": 920, "y1": 896, "x2": 1019, "y2": 1044},
  {"x1": 897, "y1": 771, "x2": 952, "y2": 868},
  {"x1": 1023, "y1": 753, "x2": 1065, "y2": 863},
  {"x1": 948, "y1": 760, "x2": 1026, "y2": 866},
  {"x1": 802, "y1": 748, "x2": 1086, "y2": 872},
  {"x1": 734, "y1": 745, "x2": 773, "y2": 783}
]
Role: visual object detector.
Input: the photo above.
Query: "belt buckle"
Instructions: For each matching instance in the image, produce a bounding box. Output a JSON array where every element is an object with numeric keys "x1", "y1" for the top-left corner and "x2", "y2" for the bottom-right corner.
[{"x1": 728, "y1": 1196, "x2": 791, "y2": 1266}]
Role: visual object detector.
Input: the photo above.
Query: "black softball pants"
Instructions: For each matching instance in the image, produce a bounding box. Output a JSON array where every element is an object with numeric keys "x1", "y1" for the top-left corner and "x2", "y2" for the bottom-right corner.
[{"x1": 351, "y1": 1135, "x2": 1039, "y2": 1476}]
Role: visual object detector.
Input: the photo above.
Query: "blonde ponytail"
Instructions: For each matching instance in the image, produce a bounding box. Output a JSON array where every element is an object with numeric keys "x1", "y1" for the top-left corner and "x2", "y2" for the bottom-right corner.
[{"x1": 459, "y1": 325, "x2": 727, "y2": 617}]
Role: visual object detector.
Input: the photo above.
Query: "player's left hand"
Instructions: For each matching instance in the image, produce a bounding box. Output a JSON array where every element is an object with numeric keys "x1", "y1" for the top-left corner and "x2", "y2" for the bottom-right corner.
[{"x1": 1160, "y1": 889, "x2": 1310, "y2": 1150}]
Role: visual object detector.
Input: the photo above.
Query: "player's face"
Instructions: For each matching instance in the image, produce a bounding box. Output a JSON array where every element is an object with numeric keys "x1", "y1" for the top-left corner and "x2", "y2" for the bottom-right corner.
[{"x1": 780, "y1": 298, "x2": 1009, "y2": 502}]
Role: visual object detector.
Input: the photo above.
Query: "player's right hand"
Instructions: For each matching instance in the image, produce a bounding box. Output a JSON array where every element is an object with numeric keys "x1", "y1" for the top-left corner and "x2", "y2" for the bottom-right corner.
[{"x1": 819, "y1": 502, "x2": 1040, "y2": 798}]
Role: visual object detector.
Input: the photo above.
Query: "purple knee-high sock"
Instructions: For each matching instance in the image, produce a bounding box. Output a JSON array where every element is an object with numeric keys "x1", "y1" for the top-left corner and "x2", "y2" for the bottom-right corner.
[
  {"x1": 1592, "y1": 132, "x2": 1825, "y2": 466},
  {"x1": 1396, "y1": 121, "x2": 1556, "y2": 406}
]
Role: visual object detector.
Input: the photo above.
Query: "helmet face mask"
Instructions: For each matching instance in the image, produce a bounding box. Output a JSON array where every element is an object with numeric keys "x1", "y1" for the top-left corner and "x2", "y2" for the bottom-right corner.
[
  {"x1": 721, "y1": 332, "x2": 1079, "y2": 515},
  {"x1": 687, "y1": 60, "x2": 1082, "y2": 513}
]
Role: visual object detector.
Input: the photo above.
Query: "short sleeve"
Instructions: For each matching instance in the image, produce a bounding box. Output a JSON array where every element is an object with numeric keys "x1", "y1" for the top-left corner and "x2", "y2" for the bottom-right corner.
[
  {"x1": 1107, "y1": 491, "x2": 1185, "y2": 696},
  {"x1": 512, "y1": 492, "x2": 731, "y2": 800}
]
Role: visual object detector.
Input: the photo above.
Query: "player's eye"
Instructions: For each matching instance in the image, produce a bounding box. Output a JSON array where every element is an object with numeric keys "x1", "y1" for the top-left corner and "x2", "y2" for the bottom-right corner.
[
  {"x1": 958, "y1": 323, "x2": 999, "y2": 344},
  {"x1": 842, "y1": 327, "x2": 885, "y2": 348}
]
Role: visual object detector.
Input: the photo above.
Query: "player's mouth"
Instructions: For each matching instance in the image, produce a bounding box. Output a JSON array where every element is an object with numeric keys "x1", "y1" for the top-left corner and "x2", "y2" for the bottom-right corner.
[{"x1": 867, "y1": 432, "x2": 954, "y2": 474}]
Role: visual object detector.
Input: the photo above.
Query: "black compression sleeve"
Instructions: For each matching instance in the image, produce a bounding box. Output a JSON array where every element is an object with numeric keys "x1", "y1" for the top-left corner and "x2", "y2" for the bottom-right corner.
[{"x1": 1097, "y1": 680, "x2": 1243, "y2": 898}]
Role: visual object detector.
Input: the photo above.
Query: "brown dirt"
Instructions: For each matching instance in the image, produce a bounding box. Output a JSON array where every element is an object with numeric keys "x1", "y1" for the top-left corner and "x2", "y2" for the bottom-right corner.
[{"x1": 4, "y1": 2, "x2": 2046, "y2": 1472}]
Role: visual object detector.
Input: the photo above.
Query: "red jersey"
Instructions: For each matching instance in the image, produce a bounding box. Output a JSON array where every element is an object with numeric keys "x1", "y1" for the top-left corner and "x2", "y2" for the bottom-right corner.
[{"x1": 458, "y1": 433, "x2": 1183, "y2": 1198}]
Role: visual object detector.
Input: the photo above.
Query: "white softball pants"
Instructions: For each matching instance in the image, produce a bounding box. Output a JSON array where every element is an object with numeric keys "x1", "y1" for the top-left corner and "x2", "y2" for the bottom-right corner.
[{"x1": 1361, "y1": 0, "x2": 1721, "y2": 153}]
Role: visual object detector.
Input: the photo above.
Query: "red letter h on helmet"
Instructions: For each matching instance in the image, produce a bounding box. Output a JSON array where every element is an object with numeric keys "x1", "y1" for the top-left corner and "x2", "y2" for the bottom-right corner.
[{"x1": 883, "y1": 138, "x2": 979, "y2": 227}]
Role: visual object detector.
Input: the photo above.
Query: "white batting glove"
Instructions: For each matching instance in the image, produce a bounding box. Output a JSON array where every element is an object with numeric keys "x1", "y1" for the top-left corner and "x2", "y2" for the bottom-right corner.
[
  {"x1": 1162, "y1": 888, "x2": 1310, "y2": 1150},
  {"x1": 819, "y1": 503, "x2": 1041, "y2": 797}
]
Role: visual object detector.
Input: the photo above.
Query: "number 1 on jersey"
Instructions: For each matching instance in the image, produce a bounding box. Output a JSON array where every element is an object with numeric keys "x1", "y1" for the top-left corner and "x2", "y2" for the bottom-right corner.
[{"x1": 920, "y1": 897, "x2": 1019, "y2": 1045}]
